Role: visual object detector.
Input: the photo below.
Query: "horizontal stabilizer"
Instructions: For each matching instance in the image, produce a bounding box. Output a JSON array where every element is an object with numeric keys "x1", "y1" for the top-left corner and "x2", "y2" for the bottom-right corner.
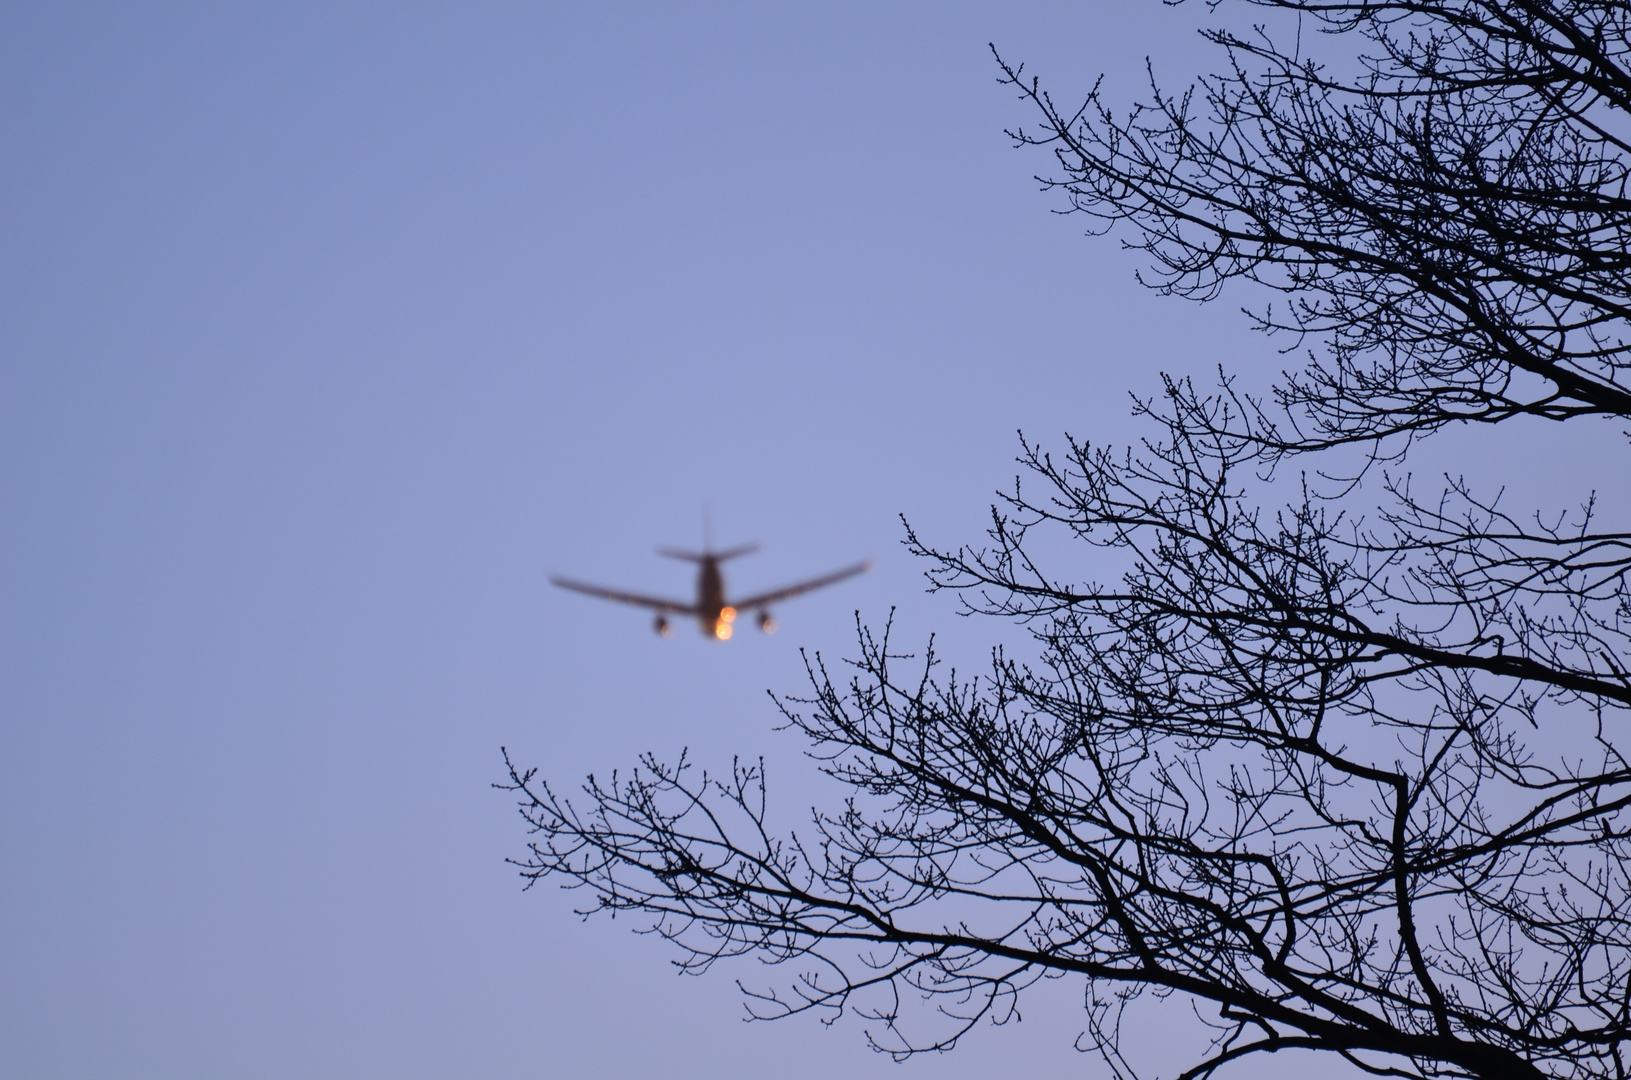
[{"x1": 658, "y1": 542, "x2": 759, "y2": 563}]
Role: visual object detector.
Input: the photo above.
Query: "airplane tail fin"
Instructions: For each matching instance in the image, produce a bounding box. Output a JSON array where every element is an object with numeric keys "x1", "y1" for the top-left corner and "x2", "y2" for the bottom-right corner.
[{"x1": 657, "y1": 547, "x2": 706, "y2": 563}]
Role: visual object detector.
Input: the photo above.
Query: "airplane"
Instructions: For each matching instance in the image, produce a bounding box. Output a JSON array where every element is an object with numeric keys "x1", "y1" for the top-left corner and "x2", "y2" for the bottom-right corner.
[{"x1": 550, "y1": 542, "x2": 869, "y2": 640}]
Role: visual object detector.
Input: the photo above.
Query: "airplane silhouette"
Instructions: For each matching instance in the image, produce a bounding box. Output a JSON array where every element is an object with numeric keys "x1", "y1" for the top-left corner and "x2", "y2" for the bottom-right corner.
[{"x1": 551, "y1": 542, "x2": 869, "y2": 639}]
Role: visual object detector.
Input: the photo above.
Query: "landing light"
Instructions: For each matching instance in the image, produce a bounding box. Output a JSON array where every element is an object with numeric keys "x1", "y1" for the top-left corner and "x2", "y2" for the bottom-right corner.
[
  {"x1": 757, "y1": 611, "x2": 776, "y2": 633},
  {"x1": 714, "y1": 606, "x2": 738, "y2": 640}
]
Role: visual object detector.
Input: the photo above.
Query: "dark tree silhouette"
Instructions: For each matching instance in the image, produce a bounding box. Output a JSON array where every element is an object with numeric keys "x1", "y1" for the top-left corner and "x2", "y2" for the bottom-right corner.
[{"x1": 502, "y1": 4, "x2": 1631, "y2": 1077}]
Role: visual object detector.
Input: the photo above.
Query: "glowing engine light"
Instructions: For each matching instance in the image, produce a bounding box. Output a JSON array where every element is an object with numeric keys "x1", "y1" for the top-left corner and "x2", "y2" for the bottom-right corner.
[
  {"x1": 757, "y1": 610, "x2": 776, "y2": 633},
  {"x1": 720, "y1": 606, "x2": 737, "y2": 623},
  {"x1": 714, "y1": 621, "x2": 733, "y2": 640}
]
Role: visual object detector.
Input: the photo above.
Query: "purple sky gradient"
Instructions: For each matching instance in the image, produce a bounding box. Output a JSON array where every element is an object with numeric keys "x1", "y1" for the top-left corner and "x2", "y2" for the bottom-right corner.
[{"x1": 6, "y1": 4, "x2": 1620, "y2": 1078}]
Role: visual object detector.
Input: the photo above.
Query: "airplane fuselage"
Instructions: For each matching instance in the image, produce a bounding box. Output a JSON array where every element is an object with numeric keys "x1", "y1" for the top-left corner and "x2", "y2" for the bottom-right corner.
[{"x1": 694, "y1": 556, "x2": 737, "y2": 639}]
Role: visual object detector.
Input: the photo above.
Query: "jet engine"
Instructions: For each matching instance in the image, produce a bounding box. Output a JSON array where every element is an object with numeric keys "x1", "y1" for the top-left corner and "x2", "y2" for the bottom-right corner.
[
  {"x1": 757, "y1": 610, "x2": 777, "y2": 634},
  {"x1": 653, "y1": 614, "x2": 672, "y2": 637}
]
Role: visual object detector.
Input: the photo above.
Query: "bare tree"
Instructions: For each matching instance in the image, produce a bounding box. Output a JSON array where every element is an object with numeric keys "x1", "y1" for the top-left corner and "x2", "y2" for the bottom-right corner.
[{"x1": 502, "y1": 4, "x2": 1631, "y2": 1077}]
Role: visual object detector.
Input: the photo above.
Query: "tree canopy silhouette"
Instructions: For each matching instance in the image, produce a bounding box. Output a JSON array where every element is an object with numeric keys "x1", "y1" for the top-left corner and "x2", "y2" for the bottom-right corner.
[{"x1": 503, "y1": 4, "x2": 1631, "y2": 1077}]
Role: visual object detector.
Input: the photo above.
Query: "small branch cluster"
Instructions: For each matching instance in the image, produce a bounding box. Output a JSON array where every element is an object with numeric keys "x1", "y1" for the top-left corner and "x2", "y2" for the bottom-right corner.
[{"x1": 998, "y1": 0, "x2": 1631, "y2": 454}]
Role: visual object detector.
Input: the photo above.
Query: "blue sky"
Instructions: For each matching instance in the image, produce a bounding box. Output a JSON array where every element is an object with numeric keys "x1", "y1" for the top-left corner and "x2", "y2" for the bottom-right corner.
[{"x1": 9, "y1": 4, "x2": 1606, "y2": 1078}]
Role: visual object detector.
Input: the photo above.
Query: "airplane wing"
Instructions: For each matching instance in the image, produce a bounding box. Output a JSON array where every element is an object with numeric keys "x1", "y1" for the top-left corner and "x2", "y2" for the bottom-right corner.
[
  {"x1": 550, "y1": 576, "x2": 698, "y2": 614},
  {"x1": 729, "y1": 560, "x2": 871, "y2": 611}
]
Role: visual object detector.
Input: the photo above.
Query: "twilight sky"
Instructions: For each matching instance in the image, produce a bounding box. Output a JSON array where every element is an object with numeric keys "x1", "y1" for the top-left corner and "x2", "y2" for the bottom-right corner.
[{"x1": 7, "y1": 4, "x2": 1613, "y2": 1079}]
